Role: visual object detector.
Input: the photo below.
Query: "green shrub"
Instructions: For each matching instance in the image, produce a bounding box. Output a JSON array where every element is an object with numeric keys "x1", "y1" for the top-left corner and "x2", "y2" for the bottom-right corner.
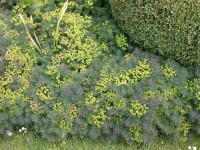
[
  {"x1": 109, "y1": 0, "x2": 200, "y2": 67},
  {"x1": 0, "y1": 2, "x2": 199, "y2": 144}
]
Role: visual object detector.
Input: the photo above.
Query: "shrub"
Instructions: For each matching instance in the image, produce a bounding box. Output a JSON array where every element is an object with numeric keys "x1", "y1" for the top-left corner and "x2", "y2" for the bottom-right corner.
[
  {"x1": 0, "y1": 2, "x2": 199, "y2": 144},
  {"x1": 109, "y1": 0, "x2": 200, "y2": 67}
]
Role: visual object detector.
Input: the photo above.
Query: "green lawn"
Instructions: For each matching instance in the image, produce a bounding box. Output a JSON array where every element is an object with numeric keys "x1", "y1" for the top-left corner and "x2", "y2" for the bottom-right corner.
[{"x1": 0, "y1": 132, "x2": 199, "y2": 150}]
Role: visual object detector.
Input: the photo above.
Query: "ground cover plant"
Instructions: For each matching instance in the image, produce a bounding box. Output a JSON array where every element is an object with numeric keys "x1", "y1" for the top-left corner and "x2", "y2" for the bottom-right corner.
[{"x1": 0, "y1": 0, "x2": 199, "y2": 146}]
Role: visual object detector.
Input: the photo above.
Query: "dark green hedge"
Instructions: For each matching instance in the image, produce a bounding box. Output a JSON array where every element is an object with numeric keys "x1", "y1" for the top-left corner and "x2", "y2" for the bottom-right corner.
[{"x1": 109, "y1": 0, "x2": 200, "y2": 67}]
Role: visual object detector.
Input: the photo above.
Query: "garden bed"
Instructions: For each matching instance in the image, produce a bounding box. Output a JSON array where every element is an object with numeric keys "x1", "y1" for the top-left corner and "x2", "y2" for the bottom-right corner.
[{"x1": 0, "y1": 0, "x2": 199, "y2": 146}]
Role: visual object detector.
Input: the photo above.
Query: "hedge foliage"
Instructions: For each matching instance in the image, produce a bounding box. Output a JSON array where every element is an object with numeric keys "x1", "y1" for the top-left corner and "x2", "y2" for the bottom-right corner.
[
  {"x1": 0, "y1": 2, "x2": 200, "y2": 144},
  {"x1": 109, "y1": 0, "x2": 200, "y2": 67}
]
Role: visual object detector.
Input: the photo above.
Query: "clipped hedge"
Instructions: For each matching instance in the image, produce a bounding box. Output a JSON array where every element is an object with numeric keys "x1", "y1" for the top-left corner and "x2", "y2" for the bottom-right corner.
[
  {"x1": 0, "y1": 2, "x2": 200, "y2": 144},
  {"x1": 109, "y1": 0, "x2": 200, "y2": 67}
]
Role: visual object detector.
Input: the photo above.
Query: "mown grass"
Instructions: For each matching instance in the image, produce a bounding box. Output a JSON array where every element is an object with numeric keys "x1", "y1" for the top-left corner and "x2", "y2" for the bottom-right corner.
[{"x1": 0, "y1": 132, "x2": 200, "y2": 150}]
